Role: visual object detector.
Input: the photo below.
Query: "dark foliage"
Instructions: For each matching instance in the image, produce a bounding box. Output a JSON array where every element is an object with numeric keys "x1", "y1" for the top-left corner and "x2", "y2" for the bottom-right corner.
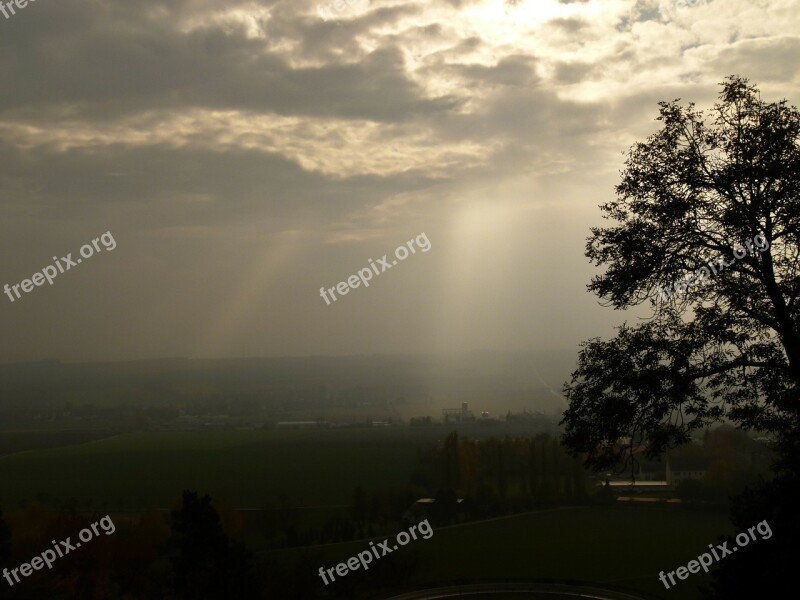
[
  {"x1": 560, "y1": 75, "x2": 800, "y2": 598},
  {"x1": 169, "y1": 490, "x2": 260, "y2": 600},
  {"x1": 702, "y1": 435, "x2": 800, "y2": 599},
  {"x1": 562, "y1": 76, "x2": 800, "y2": 470}
]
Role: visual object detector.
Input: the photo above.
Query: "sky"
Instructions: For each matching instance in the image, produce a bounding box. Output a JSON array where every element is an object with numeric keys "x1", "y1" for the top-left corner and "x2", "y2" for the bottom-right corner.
[{"x1": 0, "y1": 0, "x2": 798, "y2": 363}]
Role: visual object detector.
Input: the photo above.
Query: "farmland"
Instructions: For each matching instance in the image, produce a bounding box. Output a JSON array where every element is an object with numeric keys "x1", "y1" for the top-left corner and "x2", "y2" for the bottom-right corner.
[
  {"x1": 271, "y1": 506, "x2": 732, "y2": 600},
  {"x1": 0, "y1": 424, "x2": 736, "y2": 600},
  {"x1": 0, "y1": 423, "x2": 549, "y2": 509}
]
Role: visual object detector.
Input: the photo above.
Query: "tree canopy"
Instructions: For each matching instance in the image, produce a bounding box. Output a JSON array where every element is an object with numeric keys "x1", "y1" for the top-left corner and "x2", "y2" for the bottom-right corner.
[
  {"x1": 561, "y1": 76, "x2": 800, "y2": 471},
  {"x1": 169, "y1": 490, "x2": 258, "y2": 599}
]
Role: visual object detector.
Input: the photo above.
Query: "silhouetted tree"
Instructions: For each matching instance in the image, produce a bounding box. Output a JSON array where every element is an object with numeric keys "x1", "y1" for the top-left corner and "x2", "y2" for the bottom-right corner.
[
  {"x1": 459, "y1": 439, "x2": 479, "y2": 492},
  {"x1": 429, "y1": 488, "x2": 459, "y2": 524},
  {"x1": 703, "y1": 440, "x2": 800, "y2": 599},
  {"x1": 560, "y1": 76, "x2": 800, "y2": 597},
  {"x1": 169, "y1": 491, "x2": 259, "y2": 599},
  {"x1": 441, "y1": 431, "x2": 460, "y2": 489},
  {"x1": 563, "y1": 75, "x2": 800, "y2": 469},
  {"x1": 528, "y1": 439, "x2": 540, "y2": 497},
  {"x1": 496, "y1": 441, "x2": 508, "y2": 500},
  {"x1": 571, "y1": 455, "x2": 588, "y2": 501},
  {"x1": 550, "y1": 438, "x2": 561, "y2": 499},
  {"x1": 539, "y1": 438, "x2": 558, "y2": 505}
]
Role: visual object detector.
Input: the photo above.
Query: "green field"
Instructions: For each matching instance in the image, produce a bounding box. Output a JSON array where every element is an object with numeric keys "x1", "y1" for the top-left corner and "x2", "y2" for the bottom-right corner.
[
  {"x1": 0, "y1": 428, "x2": 737, "y2": 600},
  {"x1": 0, "y1": 428, "x2": 418, "y2": 508},
  {"x1": 0, "y1": 425, "x2": 548, "y2": 508},
  {"x1": 280, "y1": 507, "x2": 732, "y2": 600},
  {"x1": 0, "y1": 429, "x2": 119, "y2": 456}
]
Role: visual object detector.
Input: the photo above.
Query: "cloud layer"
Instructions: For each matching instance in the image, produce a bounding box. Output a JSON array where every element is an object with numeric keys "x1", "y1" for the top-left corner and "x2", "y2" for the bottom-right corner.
[{"x1": 1, "y1": 0, "x2": 798, "y2": 361}]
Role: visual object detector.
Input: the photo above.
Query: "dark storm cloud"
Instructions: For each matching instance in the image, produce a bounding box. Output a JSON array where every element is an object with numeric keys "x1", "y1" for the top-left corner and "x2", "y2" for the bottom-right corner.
[{"x1": 0, "y1": 0, "x2": 454, "y2": 122}]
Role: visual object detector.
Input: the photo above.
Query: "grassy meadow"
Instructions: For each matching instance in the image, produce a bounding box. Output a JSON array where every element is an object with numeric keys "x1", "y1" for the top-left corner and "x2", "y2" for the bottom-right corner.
[
  {"x1": 0, "y1": 428, "x2": 417, "y2": 508},
  {"x1": 0, "y1": 423, "x2": 547, "y2": 508},
  {"x1": 0, "y1": 425, "x2": 736, "y2": 600},
  {"x1": 278, "y1": 506, "x2": 732, "y2": 600}
]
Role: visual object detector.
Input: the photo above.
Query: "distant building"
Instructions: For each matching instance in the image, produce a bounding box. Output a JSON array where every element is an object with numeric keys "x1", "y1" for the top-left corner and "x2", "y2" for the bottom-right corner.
[
  {"x1": 275, "y1": 420, "x2": 329, "y2": 429},
  {"x1": 632, "y1": 459, "x2": 663, "y2": 481},
  {"x1": 443, "y1": 402, "x2": 475, "y2": 423},
  {"x1": 603, "y1": 480, "x2": 670, "y2": 491},
  {"x1": 666, "y1": 456, "x2": 712, "y2": 486}
]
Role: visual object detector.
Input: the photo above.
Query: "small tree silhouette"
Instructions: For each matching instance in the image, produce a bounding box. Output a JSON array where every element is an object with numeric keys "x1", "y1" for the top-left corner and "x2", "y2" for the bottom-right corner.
[{"x1": 169, "y1": 491, "x2": 259, "y2": 599}]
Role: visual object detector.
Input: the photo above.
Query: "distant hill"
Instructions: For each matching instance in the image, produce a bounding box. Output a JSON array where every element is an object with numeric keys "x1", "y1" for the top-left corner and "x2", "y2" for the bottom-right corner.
[{"x1": 0, "y1": 350, "x2": 576, "y2": 414}]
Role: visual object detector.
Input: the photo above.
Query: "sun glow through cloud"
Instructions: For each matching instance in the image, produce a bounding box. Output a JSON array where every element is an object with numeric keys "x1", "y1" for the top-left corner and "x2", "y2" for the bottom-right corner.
[
  {"x1": 465, "y1": 0, "x2": 567, "y2": 38},
  {"x1": 1, "y1": 0, "x2": 798, "y2": 361}
]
